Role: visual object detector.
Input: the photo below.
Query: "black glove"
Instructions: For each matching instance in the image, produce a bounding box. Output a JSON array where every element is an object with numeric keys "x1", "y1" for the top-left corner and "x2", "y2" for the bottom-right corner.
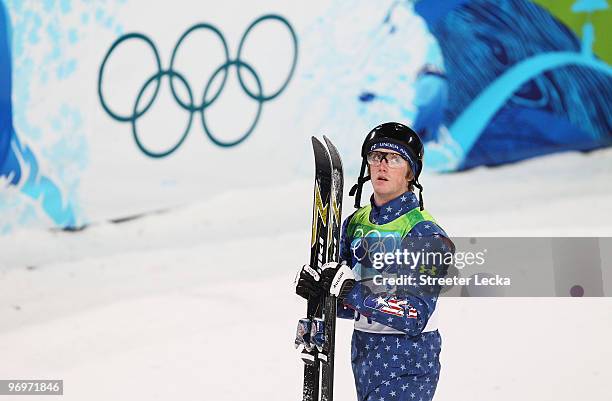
[
  {"x1": 294, "y1": 264, "x2": 324, "y2": 300},
  {"x1": 320, "y1": 261, "x2": 356, "y2": 301}
]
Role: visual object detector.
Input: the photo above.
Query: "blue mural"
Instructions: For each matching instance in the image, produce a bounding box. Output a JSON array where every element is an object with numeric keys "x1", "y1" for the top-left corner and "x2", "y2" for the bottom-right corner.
[
  {"x1": 412, "y1": 0, "x2": 612, "y2": 170},
  {"x1": 0, "y1": 1, "x2": 76, "y2": 228},
  {"x1": 412, "y1": 64, "x2": 447, "y2": 144}
]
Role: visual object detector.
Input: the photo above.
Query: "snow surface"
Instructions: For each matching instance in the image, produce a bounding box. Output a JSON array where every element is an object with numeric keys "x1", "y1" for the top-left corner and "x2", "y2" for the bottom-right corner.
[{"x1": 1, "y1": 148, "x2": 612, "y2": 400}]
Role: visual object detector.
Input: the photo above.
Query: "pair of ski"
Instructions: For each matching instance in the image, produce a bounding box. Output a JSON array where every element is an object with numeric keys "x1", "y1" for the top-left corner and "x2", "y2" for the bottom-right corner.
[{"x1": 298, "y1": 136, "x2": 343, "y2": 401}]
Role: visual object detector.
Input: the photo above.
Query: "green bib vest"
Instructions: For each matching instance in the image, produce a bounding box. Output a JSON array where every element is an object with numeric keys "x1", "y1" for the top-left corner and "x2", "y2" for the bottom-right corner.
[{"x1": 347, "y1": 204, "x2": 436, "y2": 240}]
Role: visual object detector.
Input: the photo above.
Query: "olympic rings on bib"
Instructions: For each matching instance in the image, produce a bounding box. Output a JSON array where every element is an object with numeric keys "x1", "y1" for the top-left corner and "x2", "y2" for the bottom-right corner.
[
  {"x1": 351, "y1": 228, "x2": 400, "y2": 267},
  {"x1": 97, "y1": 14, "x2": 297, "y2": 158}
]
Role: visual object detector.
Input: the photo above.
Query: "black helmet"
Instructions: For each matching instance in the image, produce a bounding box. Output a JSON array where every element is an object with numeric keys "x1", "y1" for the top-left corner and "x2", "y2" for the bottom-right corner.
[{"x1": 349, "y1": 122, "x2": 425, "y2": 210}]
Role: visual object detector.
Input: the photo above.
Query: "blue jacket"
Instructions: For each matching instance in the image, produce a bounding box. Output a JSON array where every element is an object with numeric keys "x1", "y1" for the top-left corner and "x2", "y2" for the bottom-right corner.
[{"x1": 337, "y1": 191, "x2": 453, "y2": 337}]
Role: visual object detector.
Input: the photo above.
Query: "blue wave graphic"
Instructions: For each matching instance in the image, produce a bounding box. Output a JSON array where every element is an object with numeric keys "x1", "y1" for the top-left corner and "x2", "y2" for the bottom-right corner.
[
  {"x1": 414, "y1": 0, "x2": 612, "y2": 171},
  {"x1": 0, "y1": 1, "x2": 76, "y2": 228}
]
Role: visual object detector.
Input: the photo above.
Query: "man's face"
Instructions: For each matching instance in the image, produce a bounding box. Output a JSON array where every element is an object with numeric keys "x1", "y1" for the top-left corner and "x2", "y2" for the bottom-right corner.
[{"x1": 368, "y1": 149, "x2": 412, "y2": 197}]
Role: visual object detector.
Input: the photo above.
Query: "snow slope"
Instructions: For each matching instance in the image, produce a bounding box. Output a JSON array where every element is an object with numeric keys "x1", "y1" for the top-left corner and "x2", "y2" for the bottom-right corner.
[{"x1": 1, "y1": 148, "x2": 612, "y2": 400}]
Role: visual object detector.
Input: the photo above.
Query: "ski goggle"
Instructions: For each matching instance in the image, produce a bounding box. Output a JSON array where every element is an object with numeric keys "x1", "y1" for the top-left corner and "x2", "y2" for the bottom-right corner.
[{"x1": 366, "y1": 151, "x2": 406, "y2": 168}]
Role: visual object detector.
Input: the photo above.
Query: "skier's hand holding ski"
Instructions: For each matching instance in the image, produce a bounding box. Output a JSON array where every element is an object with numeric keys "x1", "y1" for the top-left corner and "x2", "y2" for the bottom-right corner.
[
  {"x1": 294, "y1": 264, "x2": 325, "y2": 300},
  {"x1": 295, "y1": 261, "x2": 356, "y2": 302},
  {"x1": 320, "y1": 261, "x2": 356, "y2": 301}
]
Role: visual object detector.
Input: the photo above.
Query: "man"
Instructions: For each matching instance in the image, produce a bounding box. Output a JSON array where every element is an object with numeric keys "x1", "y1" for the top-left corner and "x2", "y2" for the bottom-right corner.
[{"x1": 295, "y1": 122, "x2": 453, "y2": 401}]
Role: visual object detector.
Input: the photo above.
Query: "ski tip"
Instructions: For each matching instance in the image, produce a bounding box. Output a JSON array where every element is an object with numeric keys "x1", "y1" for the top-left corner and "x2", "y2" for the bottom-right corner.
[
  {"x1": 311, "y1": 136, "x2": 325, "y2": 148},
  {"x1": 322, "y1": 135, "x2": 336, "y2": 151},
  {"x1": 322, "y1": 135, "x2": 343, "y2": 167}
]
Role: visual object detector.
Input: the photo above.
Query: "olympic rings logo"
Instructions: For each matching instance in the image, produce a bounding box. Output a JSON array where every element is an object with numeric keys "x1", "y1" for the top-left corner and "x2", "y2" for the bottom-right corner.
[
  {"x1": 97, "y1": 14, "x2": 298, "y2": 158},
  {"x1": 350, "y1": 228, "x2": 400, "y2": 267}
]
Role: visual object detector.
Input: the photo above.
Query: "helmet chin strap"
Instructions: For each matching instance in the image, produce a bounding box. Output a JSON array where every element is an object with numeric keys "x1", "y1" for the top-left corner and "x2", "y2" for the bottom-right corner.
[
  {"x1": 413, "y1": 180, "x2": 424, "y2": 211},
  {"x1": 349, "y1": 158, "x2": 370, "y2": 209}
]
